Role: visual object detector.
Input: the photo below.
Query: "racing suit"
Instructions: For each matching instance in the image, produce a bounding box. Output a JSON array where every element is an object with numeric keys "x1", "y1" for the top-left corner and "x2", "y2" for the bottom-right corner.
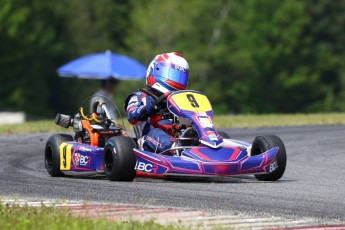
[{"x1": 124, "y1": 90, "x2": 174, "y2": 153}]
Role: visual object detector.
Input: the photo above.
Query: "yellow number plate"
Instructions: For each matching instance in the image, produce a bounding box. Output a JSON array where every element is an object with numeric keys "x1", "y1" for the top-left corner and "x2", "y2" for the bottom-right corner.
[
  {"x1": 170, "y1": 92, "x2": 212, "y2": 112},
  {"x1": 59, "y1": 143, "x2": 72, "y2": 170}
]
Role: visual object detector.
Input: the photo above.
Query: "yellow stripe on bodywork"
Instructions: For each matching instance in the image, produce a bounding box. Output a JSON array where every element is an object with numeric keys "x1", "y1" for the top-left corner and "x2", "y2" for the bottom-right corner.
[{"x1": 59, "y1": 143, "x2": 72, "y2": 170}]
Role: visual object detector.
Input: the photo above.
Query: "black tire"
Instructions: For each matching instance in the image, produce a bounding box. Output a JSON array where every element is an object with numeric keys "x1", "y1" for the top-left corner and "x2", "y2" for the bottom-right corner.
[
  {"x1": 45, "y1": 134, "x2": 73, "y2": 177},
  {"x1": 218, "y1": 131, "x2": 230, "y2": 139},
  {"x1": 103, "y1": 136, "x2": 136, "y2": 181},
  {"x1": 251, "y1": 135, "x2": 287, "y2": 181}
]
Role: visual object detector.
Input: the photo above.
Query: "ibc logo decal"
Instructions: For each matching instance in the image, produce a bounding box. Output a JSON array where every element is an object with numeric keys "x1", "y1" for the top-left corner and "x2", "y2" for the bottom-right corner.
[
  {"x1": 73, "y1": 152, "x2": 91, "y2": 167},
  {"x1": 135, "y1": 161, "x2": 158, "y2": 173},
  {"x1": 269, "y1": 161, "x2": 278, "y2": 173}
]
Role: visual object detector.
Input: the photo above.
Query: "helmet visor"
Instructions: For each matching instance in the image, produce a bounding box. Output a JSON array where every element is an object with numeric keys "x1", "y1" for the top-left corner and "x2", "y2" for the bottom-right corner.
[{"x1": 153, "y1": 63, "x2": 189, "y2": 86}]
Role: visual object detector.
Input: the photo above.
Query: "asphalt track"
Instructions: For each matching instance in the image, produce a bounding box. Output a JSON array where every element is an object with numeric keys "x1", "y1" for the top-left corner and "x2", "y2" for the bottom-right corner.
[{"x1": 0, "y1": 125, "x2": 344, "y2": 223}]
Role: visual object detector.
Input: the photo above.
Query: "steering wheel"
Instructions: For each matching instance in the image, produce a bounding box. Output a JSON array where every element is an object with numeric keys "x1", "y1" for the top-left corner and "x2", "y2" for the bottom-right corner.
[
  {"x1": 138, "y1": 88, "x2": 172, "y2": 111},
  {"x1": 150, "y1": 91, "x2": 177, "y2": 132},
  {"x1": 153, "y1": 91, "x2": 173, "y2": 110}
]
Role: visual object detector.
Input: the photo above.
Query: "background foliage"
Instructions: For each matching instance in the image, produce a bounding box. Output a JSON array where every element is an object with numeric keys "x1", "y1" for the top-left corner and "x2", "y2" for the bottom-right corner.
[{"x1": 0, "y1": 0, "x2": 345, "y2": 117}]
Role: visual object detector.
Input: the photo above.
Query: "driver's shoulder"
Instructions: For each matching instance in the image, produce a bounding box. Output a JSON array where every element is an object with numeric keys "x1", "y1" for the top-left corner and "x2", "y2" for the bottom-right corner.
[
  {"x1": 124, "y1": 89, "x2": 148, "y2": 109},
  {"x1": 127, "y1": 90, "x2": 148, "y2": 100}
]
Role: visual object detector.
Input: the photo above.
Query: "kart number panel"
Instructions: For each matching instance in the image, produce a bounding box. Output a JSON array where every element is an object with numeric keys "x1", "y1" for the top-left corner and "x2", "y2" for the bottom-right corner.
[
  {"x1": 59, "y1": 143, "x2": 73, "y2": 170},
  {"x1": 169, "y1": 91, "x2": 212, "y2": 112}
]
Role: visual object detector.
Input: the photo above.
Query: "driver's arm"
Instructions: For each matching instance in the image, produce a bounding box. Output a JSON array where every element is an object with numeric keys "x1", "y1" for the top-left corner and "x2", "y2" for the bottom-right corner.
[{"x1": 126, "y1": 92, "x2": 155, "y2": 125}]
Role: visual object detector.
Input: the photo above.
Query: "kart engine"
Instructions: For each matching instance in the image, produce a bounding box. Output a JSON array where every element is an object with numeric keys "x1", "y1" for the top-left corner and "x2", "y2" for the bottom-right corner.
[{"x1": 55, "y1": 113, "x2": 82, "y2": 132}]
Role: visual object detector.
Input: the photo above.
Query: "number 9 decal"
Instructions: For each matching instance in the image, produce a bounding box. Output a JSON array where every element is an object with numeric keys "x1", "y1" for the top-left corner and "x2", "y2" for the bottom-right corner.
[
  {"x1": 186, "y1": 94, "x2": 200, "y2": 108},
  {"x1": 59, "y1": 143, "x2": 72, "y2": 170}
]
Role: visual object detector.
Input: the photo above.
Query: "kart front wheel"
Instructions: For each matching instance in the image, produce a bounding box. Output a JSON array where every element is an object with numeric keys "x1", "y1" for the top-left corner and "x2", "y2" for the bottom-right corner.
[
  {"x1": 103, "y1": 136, "x2": 136, "y2": 181},
  {"x1": 45, "y1": 134, "x2": 73, "y2": 177},
  {"x1": 251, "y1": 135, "x2": 287, "y2": 181}
]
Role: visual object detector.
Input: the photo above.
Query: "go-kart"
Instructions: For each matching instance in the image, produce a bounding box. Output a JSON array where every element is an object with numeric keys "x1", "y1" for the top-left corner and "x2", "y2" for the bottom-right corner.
[{"x1": 45, "y1": 91, "x2": 286, "y2": 182}]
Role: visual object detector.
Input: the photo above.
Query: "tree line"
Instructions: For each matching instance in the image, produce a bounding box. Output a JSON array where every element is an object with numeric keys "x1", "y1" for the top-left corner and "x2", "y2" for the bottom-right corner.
[{"x1": 1, "y1": 0, "x2": 345, "y2": 117}]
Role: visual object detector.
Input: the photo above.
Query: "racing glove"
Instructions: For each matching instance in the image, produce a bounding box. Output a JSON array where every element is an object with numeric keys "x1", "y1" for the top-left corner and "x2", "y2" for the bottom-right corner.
[{"x1": 145, "y1": 95, "x2": 157, "y2": 116}]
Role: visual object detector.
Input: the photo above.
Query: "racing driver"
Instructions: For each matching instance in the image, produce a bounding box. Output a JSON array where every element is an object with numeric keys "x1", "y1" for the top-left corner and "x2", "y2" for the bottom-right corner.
[{"x1": 124, "y1": 52, "x2": 189, "y2": 153}]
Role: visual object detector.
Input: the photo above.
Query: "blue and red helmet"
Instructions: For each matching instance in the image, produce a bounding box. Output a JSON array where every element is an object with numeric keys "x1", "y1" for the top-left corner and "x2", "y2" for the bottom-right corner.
[{"x1": 146, "y1": 52, "x2": 189, "y2": 93}]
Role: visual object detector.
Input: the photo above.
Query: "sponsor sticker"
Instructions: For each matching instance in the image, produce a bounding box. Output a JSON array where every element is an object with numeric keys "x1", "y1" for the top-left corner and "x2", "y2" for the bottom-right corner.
[
  {"x1": 208, "y1": 134, "x2": 218, "y2": 141},
  {"x1": 73, "y1": 152, "x2": 91, "y2": 167},
  {"x1": 196, "y1": 112, "x2": 207, "y2": 116},
  {"x1": 174, "y1": 64, "x2": 188, "y2": 72},
  {"x1": 79, "y1": 146, "x2": 93, "y2": 152},
  {"x1": 269, "y1": 161, "x2": 278, "y2": 173},
  {"x1": 197, "y1": 116, "x2": 213, "y2": 128},
  {"x1": 206, "y1": 131, "x2": 218, "y2": 141},
  {"x1": 90, "y1": 124, "x2": 104, "y2": 129},
  {"x1": 135, "y1": 161, "x2": 158, "y2": 173}
]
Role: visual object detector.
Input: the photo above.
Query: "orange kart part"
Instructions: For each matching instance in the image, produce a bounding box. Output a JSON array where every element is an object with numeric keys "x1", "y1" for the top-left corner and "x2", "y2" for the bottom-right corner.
[
  {"x1": 81, "y1": 117, "x2": 129, "y2": 147},
  {"x1": 81, "y1": 119, "x2": 100, "y2": 146}
]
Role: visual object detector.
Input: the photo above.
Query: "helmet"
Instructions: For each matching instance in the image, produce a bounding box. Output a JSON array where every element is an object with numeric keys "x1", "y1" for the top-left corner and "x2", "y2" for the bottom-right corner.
[{"x1": 146, "y1": 52, "x2": 189, "y2": 93}]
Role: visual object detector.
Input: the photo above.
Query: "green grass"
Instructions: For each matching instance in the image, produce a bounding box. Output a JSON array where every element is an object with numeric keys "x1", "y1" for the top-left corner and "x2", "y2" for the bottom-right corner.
[
  {"x1": 0, "y1": 119, "x2": 135, "y2": 134},
  {"x1": 0, "y1": 120, "x2": 66, "y2": 134},
  {"x1": 213, "y1": 113, "x2": 345, "y2": 128},
  {"x1": 1, "y1": 113, "x2": 345, "y2": 134},
  {"x1": 0, "y1": 203, "x2": 186, "y2": 230}
]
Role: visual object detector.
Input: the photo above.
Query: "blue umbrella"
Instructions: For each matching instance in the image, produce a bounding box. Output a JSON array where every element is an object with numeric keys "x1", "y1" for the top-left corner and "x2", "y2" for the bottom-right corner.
[{"x1": 57, "y1": 51, "x2": 147, "y2": 80}]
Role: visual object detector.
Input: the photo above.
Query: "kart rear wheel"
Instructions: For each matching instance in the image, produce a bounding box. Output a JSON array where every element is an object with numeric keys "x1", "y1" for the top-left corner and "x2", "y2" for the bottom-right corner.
[
  {"x1": 45, "y1": 134, "x2": 73, "y2": 177},
  {"x1": 251, "y1": 135, "x2": 286, "y2": 181},
  {"x1": 218, "y1": 131, "x2": 230, "y2": 139},
  {"x1": 103, "y1": 136, "x2": 136, "y2": 181}
]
